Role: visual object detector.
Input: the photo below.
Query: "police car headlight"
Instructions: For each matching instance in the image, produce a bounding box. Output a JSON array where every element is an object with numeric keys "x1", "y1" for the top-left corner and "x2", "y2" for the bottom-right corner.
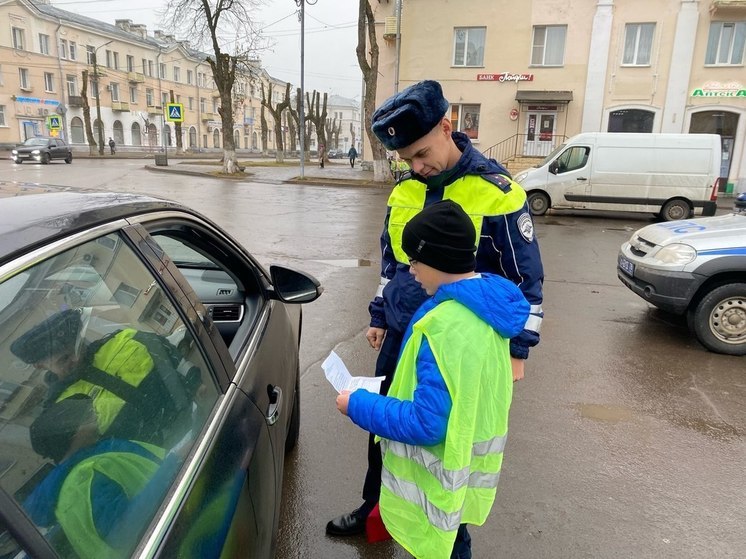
[
  {"x1": 652, "y1": 243, "x2": 696, "y2": 265},
  {"x1": 514, "y1": 171, "x2": 528, "y2": 183},
  {"x1": 11, "y1": 150, "x2": 17, "y2": 155},
  {"x1": 31, "y1": 149, "x2": 40, "y2": 154}
]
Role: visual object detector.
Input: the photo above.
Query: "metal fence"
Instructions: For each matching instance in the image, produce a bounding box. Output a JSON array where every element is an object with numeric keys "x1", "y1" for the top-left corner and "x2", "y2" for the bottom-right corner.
[{"x1": 482, "y1": 133, "x2": 567, "y2": 164}]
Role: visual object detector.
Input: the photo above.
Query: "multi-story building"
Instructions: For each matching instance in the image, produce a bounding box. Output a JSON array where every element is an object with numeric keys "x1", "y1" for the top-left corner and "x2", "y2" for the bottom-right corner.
[
  {"x1": 372, "y1": 0, "x2": 745, "y2": 193},
  {"x1": 327, "y1": 94, "x2": 362, "y2": 153},
  {"x1": 0, "y1": 0, "x2": 288, "y2": 152}
]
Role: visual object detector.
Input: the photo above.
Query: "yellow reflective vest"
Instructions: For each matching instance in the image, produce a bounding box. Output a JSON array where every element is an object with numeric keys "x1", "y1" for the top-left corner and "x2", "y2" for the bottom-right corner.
[{"x1": 379, "y1": 299, "x2": 512, "y2": 559}]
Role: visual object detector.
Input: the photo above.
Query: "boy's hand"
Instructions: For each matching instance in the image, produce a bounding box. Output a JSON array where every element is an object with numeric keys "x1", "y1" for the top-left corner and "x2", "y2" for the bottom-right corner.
[
  {"x1": 336, "y1": 390, "x2": 352, "y2": 415},
  {"x1": 511, "y1": 358, "x2": 525, "y2": 382},
  {"x1": 366, "y1": 327, "x2": 386, "y2": 350}
]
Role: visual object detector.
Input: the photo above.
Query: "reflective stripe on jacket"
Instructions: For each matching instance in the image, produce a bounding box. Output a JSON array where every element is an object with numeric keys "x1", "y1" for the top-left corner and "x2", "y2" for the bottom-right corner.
[{"x1": 379, "y1": 298, "x2": 512, "y2": 559}]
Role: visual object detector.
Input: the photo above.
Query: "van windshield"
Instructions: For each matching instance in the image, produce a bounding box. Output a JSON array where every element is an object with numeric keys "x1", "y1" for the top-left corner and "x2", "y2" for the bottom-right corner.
[{"x1": 539, "y1": 144, "x2": 567, "y2": 167}]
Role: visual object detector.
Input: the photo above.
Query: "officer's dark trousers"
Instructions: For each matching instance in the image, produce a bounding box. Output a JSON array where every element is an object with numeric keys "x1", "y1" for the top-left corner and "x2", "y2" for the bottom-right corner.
[{"x1": 361, "y1": 329, "x2": 403, "y2": 506}]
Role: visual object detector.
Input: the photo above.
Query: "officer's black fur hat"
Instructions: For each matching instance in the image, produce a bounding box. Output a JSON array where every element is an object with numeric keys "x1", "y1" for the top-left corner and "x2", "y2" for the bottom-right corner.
[
  {"x1": 371, "y1": 80, "x2": 449, "y2": 151},
  {"x1": 11, "y1": 309, "x2": 81, "y2": 364}
]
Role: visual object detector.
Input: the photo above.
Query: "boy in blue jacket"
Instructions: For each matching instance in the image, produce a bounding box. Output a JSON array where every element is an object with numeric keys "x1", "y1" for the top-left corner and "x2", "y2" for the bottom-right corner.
[{"x1": 335, "y1": 200, "x2": 529, "y2": 559}]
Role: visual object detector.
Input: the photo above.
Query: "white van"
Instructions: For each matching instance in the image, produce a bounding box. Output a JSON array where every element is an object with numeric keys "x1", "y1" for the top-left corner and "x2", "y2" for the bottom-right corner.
[{"x1": 513, "y1": 133, "x2": 721, "y2": 221}]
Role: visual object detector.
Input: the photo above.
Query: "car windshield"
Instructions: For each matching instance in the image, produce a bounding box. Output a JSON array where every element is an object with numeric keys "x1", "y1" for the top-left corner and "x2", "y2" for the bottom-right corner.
[
  {"x1": 538, "y1": 143, "x2": 567, "y2": 167},
  {"x1": 22, "y1": 138, "x2": 49, "y2": 146}
]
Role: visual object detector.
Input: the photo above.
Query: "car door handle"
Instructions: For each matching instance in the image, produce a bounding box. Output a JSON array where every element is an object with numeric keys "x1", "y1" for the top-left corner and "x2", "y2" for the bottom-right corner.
[
  {"x1": 577, "y1": 177, "x2": 587, "y2": 181},
  {"x1": 266, "y1": 385, "x2": 283, "y2": 426}
]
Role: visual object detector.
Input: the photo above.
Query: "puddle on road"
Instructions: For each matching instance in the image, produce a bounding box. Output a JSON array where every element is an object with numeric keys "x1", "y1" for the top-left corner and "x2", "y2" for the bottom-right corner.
[
  {"x1": 312, "y1": 258, "x2": 372, "y2": 267},
  {"x1": 576, "y1": 403, "x2": 636, "y2": 423}
]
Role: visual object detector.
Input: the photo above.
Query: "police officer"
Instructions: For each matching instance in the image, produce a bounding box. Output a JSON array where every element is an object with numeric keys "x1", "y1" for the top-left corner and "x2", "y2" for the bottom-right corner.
[{"x1": 326, "y1": 80, "x2": 544, "y2": 536}]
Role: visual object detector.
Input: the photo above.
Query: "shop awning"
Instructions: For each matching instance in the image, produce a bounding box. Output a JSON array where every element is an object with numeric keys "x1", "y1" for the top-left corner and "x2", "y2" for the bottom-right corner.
[{"x1": 515, "y1": 90, "x2": 574, "y2": 103}]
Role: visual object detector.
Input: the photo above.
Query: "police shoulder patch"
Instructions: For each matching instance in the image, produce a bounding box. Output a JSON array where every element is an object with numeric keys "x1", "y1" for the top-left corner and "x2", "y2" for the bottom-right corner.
[
  {"x1": 482, "y1": 173, "x2": 513, "y2": 193},
  {"x1": 517, "y1": 212, "x2": 535, "y2": 242}
]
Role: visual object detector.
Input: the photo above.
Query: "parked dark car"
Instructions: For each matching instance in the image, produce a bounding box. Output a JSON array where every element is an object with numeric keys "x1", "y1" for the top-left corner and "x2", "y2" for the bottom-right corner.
[
  {"x1": 11, "y1": 138, "x2": 73, "y2": 164},
  {"x1": 326, "y1": 149, "x2": 344, "y2": 159},
  {"x1": 0, "y1": 182, "x2": 321, "y2": 558}
]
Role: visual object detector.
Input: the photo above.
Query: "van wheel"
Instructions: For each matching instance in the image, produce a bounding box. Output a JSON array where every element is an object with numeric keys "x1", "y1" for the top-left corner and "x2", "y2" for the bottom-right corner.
[
  {"x1": 691, "y1": 283, "x2": 746, "y2": 355},
  {"x1": 527, "y1": 192, "x2": 550, "y2": 216},
  {"x1": 660, "y1": 199, "x2": 691, "y2": 221}
]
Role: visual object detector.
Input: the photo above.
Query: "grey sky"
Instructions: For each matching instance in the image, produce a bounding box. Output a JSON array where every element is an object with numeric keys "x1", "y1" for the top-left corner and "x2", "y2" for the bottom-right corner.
[{"x1": 50, "y1": 0, "x2": 364, "y2": 100}]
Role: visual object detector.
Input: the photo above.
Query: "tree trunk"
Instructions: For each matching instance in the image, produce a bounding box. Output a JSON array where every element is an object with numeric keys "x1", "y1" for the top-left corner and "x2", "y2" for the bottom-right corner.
[
  {"x1": 260, "y1": 105, "x2": 268, "y2": 156},
  {"x1": 81, "y1": 70, "x2": 97, "y2": 155}
]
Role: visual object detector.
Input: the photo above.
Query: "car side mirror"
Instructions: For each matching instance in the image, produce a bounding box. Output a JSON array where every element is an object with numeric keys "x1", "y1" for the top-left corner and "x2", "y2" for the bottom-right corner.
[
  {"x1": 269, "y1": 265, "x2": 323, "y2": 304},
  {"x1": 549, "y1": 161, "x2": 559, "y2": 175}
]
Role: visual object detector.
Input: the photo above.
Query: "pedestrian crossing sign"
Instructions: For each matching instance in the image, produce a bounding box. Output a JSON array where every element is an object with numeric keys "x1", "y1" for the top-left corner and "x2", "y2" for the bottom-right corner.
[
  {"x1": 47, "y1": 115, "x2": 61, "y2": 130},
  {"x1": 165, "y1": 103, "x2": 184, "y2": 122}
]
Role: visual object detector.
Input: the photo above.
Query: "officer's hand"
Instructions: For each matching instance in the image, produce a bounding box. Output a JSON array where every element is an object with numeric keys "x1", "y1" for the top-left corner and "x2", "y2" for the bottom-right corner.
[
  {"x1": 511, "y1": 358, "x2": 525, "y2": 382},
  {"x1": 336, "y1": 390, "x2": 351, "y2": 416},
  {"x1": 366, "y1": 327, "x2": 386, "y2": 351}
]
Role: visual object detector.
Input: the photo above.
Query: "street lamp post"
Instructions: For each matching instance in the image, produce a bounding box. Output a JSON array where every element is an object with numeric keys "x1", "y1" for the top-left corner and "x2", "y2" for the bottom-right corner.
[
  {"x1": 91, "y1": 40, "x2": 113, "y2": 156},
  {"x1": 295, "y1": 0, "x2": 317, "y2": 179}
]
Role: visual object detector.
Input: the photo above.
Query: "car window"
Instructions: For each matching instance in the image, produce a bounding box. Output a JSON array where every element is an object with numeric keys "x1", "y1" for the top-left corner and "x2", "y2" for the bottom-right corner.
[
  {"x1": 556, "y1": 146, "x2": 590, "y2": 173},
  {"x1": 0, "y1": 232, "x2": 221, "y2": 559}
]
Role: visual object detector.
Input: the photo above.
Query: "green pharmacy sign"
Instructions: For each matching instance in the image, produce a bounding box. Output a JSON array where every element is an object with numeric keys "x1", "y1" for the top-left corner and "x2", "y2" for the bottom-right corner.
[{"x1": 691, "y1": 82, "x2": 746, "y2": 97}]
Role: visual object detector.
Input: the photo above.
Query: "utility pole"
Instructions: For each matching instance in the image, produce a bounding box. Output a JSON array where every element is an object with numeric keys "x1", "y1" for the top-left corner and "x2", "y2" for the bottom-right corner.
[{"x1": 91, "y1": 40, "x2": 112, "y2": 156}]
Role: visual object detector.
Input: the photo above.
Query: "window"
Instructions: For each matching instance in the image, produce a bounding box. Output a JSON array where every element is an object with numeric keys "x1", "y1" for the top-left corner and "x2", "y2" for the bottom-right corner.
[
  {"x1": 43, "y1": 72, "x2": 54, "y2": 92},
  {"x1": 113, "y1": 52, "x2": 120, "y2": 70},
  {"x1": 87, "y1": 45, "x2": 95, "y2": 64},
  {"x1": 705, "y1": 22, "x2": 746, "y2": 65},
  {"x1": 111, "y1": 82, "x2": 120, "y2": 102},
  {"x1": 623, "y1": 23, "x2": 655, "y2": 65},
  {"x1": 450, "y1": 104, "x2": 481, "y2": 140},
  {"x1": 453, "y1": 27, "x2": 486, "y2": 67},
  {"x1": 90, "y1": 78, "x2": 99, "y2": 98},
  {"x1": 212, "y1": 100, "x2": 219, "y2": 114},
  {"x1": 188, "y1": 97, "x2": 194, "y2": 110},
  {"x1": 69, "y1": 41, "x2": 77, "y2": 60},
  {"x1": 130, "y1": 86, "x2": 137, "y2": 103},
  {"x1": 66, "y1": 74, "x2": 77, "y2": 96},
  {"x1": 176, "y1": 94, "x2": 181, "y2": 103},
  {"x1": 608, "y1": 109, "x2": 654, "y2": 132},
  {"x1": 554, "y1": 146, "x2": 590, "y2": 173},
  {"x1": 173, "y1": 67, "x2": 180, "y2": 82},
  {"x1": 142, "y1": 58, "x2": 148, "y2": 74},
  {"x1": 187, "y1": 69, "x2": 193, "y2": 85},
  {"x1": 161, "y1": 92, "x2": 169, "y2": 106},
  {"x1": 19, "y1": 68, "x2": 30, "y2": 90},
  {"x1": 160, "y1": 63, "x2": 167, "y2": 79},
  {"x1": 106, "y1": 49, "x2": 112, "y2": 68},
  {"x1": 127, "y1": 55, "x2": 135, "y2": 72},
  {"x1": 531, "y1": 25, "x2": 567, "y2": 66},
  {"x1": 200, "y1": 97, "x2": 206, "y2": 112},
  {"x1": 39, "y1": 33, "x2": 49, "y2": 55},
  {"x1": 0, "y1": 105, "x2": 6, "y2": 127},
  {"x1": 148, "y1": 60, "x2": 154, "y2": 77},
  {"x1": 0, "y1": 232, "x2": 219, "y2": 559},
  {"x1": 146, "y1": 88, "x2": 154, "y2": 106},
  {"x1": 12, "y1": 27, "x2": 25, "y2": 50}
]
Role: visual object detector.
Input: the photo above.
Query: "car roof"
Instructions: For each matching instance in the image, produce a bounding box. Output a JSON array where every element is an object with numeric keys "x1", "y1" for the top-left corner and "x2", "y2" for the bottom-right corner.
[{"x1": 0, "y1": 182, "x2": 186, "y2": 266}]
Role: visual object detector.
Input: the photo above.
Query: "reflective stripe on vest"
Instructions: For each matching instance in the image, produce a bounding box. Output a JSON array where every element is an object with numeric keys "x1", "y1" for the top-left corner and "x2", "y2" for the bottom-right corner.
[
  {"x1": 57, "y1": 329, "x2": 154, "y2": 434},
  {"x1": 57, "y1": 441, "x2": 164, "y2": 558},
  {"x1": 387, "y1": 174, "x2": 527, "y2": 264},
  {"x1": 379, "y1": 299, "x2": 512, "y2": 559}
]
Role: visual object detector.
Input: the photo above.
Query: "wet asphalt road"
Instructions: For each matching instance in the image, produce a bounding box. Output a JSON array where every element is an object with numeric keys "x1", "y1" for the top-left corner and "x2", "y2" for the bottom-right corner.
[{"x1": 4, "y1": 159, "x2": 745, "y2": 558}]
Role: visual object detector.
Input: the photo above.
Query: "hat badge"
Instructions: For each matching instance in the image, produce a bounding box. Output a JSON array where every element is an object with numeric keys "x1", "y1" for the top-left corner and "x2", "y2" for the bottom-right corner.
[{"x1": 388, "y1": 126, "x2": 396, "y2": 136}]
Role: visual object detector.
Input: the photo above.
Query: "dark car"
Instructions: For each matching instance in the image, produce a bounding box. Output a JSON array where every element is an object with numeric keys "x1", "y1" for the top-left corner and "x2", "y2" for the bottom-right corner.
[
  {"x1": 326, "y1": 149, "x2": 344, "y2": 159},
  {"x1": 11, "y1": 138, "x2": 73, "y2": 164},
  {"x1": 0, "y1": 182, "x2": 321, "y2": 558}
]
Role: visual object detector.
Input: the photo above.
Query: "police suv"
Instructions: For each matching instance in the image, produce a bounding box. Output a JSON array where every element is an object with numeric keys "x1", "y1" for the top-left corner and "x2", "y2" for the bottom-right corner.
[{"x1": 617, "y1": 207, "x2": 746, "y2": 356}]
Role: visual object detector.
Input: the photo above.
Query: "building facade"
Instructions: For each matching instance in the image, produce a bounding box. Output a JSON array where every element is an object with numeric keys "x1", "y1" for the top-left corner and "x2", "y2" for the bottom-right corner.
[
  {"x1": 372, "y1": 0, "x2": 746, "y2": 192},
  {"x1": 0, "y1": 0, "x2": 287, "y2": 153},
  {"x1": 326, "y1": 94, "x2": 362, "y2": 153}
]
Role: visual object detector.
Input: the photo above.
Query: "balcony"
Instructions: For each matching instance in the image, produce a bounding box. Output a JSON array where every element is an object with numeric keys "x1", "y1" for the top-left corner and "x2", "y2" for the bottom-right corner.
[
  {"x1": 127, "y1": 71, "x2": 145, "y2": 83},
  {"x1": 200, "y1": 111, "x2": 215, "y2": 121},
  {"x1": 111, "y1": 101, "x2": 130, "y2": 111},
  {"x1": 710, "y1": 0, "x2": 746, "y2": 13},
  {"x1": 147, "y1": 104, "x2": 162, "y2": 114},
  {"x1": 68, "y1": 95, "x2": 84, "y2": 107}
]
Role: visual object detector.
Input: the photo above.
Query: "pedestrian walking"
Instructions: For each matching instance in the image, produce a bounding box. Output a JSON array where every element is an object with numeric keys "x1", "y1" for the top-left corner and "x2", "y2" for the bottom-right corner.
[
  {"x1": 335, "y1": 200, "x2": 529, "y2": 558},
  {"x1": 348, "y1": 146, "x2": 358, "y2": 168},
  {"x1": 326, "y1": 79, "x2": 544, "y2": 539},
  {"x1": 318, "y1": 143, "x2": 325, "y2": 169},
  {"x1": 108, "y1": 137, "x2": 116, "y2": 155}
]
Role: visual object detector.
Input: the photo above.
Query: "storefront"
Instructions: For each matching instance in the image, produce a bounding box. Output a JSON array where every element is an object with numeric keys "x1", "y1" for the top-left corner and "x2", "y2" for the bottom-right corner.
[{"x1": 515, "y1": 90, "x2": 573, "y2": 157}]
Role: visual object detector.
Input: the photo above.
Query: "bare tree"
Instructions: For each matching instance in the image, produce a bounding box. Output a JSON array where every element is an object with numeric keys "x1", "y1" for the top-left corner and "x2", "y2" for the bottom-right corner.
[
  {"x1": 288, "y1": 88, "x2": 312, "y2": 161},
  {"x1": 162, "y1": 0, "x2": 262, "y2": 173},
  {"x1": 80, "y1": 70, "x2": 97, "y2": 155},
  {"x1": 349, "y1": 121, "x2": 357, "y2": 153},
  {"x1": 356, "y1": 0, "x2": 388, "y2": 181},
  {"x1": 261, "y1": 82, "x2": 291, "y2": 163},
  {"x1": 306, "y1": 90, "x2": 328, "y2": 160},
  {"x1": 260, "y1": 104, "x2": 268, "y2": 155},
  {"x1": 325, "y1": 116, "x2": 342, "y2": 149}
]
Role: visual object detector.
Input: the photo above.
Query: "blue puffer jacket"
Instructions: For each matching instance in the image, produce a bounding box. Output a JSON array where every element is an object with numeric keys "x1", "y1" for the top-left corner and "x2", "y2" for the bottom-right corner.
[
  {"x1": 350, "y1": 273, "x2": 529, "y2": 445},
  {"x1": 369, "y1": 132, "x2": 544, "y2": 359}
]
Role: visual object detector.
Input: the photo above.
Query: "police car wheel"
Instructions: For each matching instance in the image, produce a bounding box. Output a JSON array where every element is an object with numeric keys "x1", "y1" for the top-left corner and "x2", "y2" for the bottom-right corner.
[
  {"x1": 527, "y1": 192, "x2": 550, "y2": 216},
  {"x1": 691, "y1": 283, "x2": 746, "y2": 356}
]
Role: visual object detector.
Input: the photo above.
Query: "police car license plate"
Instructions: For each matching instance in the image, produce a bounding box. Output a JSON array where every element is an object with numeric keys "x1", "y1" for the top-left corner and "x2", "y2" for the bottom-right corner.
[{"x1": 618, "y1": 256, "x2": 634, "y2": 277}]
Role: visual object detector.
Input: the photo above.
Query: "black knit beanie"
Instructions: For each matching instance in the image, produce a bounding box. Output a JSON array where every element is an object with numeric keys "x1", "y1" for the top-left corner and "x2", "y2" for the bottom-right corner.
[{"x1": 402, "y1": 200, "x2": 477, "y2": 273}]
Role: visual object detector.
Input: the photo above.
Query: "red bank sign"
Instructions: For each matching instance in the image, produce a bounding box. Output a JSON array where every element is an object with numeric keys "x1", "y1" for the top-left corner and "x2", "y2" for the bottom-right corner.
[{"x1": 477, "y1": 73, "x2": 534, "y2": 83}]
